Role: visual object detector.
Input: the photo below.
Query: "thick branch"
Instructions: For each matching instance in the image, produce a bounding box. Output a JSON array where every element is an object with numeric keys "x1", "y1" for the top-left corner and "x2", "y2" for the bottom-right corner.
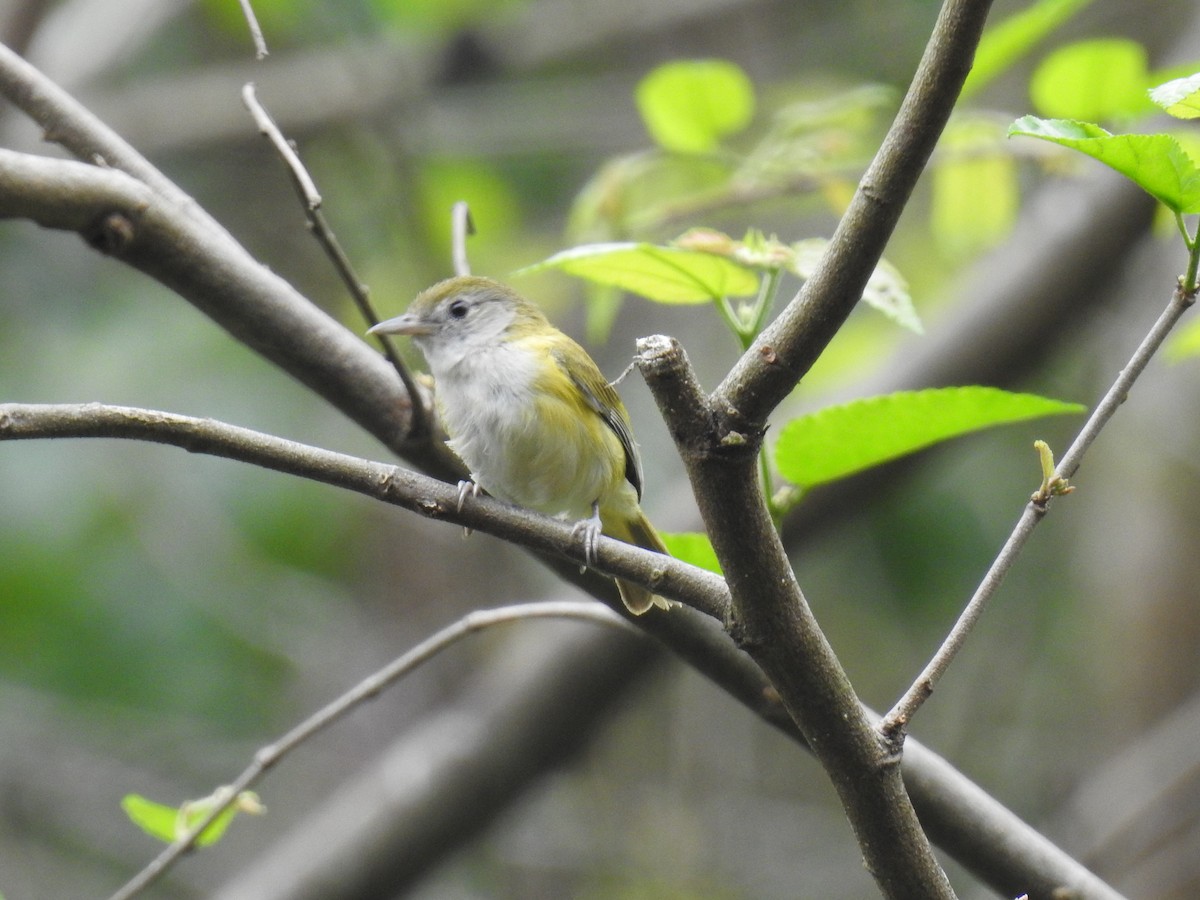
[
  {"x1": 0, "y1": 146, "x2": 446, "y2": 468},
  {"x1": 632, "y1": 3, "x2": 997, "y2": 897},
  {"x1": 0, "y1": 40, "x2": 198, "y2": 208},
  {"x1": 640, "y1": 336, "x2": 954, "y2": 898},
  {"x1": 716, "y1": 0, "x2": 994, "y2": 428}
]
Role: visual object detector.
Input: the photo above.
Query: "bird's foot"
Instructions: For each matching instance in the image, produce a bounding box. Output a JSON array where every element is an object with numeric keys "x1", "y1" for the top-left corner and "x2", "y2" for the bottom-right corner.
[
  {"x1": 457, "y1": 478, "x2": 482, "y2": 537},
  {"x1": 570, "y1": 502, "x2": 603, "y2": 573}
]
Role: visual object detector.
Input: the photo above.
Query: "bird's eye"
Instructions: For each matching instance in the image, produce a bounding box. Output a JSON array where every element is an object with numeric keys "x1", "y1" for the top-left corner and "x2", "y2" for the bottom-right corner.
[{"x1": 448, "y1": 300, "x2": 469, "y2": 319}]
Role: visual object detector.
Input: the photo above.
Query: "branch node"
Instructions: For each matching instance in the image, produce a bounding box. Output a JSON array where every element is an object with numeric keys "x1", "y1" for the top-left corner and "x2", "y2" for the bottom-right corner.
[{"x1": 84, "y1": 210, "x2": 137, "y2": 255}]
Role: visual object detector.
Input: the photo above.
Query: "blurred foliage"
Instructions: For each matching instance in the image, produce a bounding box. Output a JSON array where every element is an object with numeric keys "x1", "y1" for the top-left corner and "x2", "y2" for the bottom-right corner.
[
  {"x1": 4, "y1": 0, "x2": 1199, "y2": 897},
  {"x1": 635, "y1": 59, "x2": 756, "y2": 154}
]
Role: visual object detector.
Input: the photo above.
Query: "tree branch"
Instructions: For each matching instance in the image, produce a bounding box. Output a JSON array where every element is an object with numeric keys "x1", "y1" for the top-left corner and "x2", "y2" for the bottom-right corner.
[
  {"x1": 633, "y1": 2, "x2": 996, "y2": 897},
  {"x1": 882, "y1": 280, "x2": 1198, "y2": 738},
  {"x1": 240, "y1": 82, "x2": 433, "y2": 441},
  {"x1": 0, "y1": 36, "x2": 1127, "y2": 900},
  {"x1": 639, "y1": 337, "x2": 955, "y2": 898},
  {"x1": 0, "y1": 398, "x2": 1124, "y2": 897},
  {"x1": 110, "y1": 602, "x2": 635, "y2": 900},
  {"x1": 0, "y1": 143, "x2": 447, "y2": 467},
  {"x1": 0, "y1": 402, "x2": 730, "y2": 621},
  {"x1": 716, "y1": 0, "x2": 993, "y2": 426}
]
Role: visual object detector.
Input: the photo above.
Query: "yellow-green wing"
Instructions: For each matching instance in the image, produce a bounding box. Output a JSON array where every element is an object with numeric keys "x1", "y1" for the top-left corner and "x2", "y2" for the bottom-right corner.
[{"x1": 552, "y1": 346, "x2": 644, "y2": 500}]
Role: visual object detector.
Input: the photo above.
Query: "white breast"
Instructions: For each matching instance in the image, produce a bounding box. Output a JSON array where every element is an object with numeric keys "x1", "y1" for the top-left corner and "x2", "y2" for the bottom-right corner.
[{"x1": 427, "y1": 339, "x2": 622, "y2": 520}]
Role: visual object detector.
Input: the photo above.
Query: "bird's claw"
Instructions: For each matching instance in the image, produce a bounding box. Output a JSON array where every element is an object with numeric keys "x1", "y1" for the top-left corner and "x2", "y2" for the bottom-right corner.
[
  {"x1": 456, "y1": 479, "x2": 481, "y2": 512},
  {"x1": 571, "y1": 503, "x2": 603, "y2": 573},
  {"x1": 457, "y1": 479, "x2": 481, "y2": 537}
]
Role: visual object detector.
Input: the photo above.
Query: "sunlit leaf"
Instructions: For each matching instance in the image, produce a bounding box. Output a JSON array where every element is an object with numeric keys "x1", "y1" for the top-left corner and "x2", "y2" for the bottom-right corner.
[
  {"x1": 568, "y1": 152, "x2": 733, "y2": 242},
  {"x1": 122, "y1": 791, "x2": 263, "y2": 847},
  {"x1": 792, "y1": 239, "x2": 921, "y2": 333},
  {"x1": 368, "y1": 0, "x2": 526, "y2": 31},
  {"x1": 961, "y1": 0, "x2": 1096, "y2": 101},
  {"x1": 1029, "y1": 39, "x2": 1154, "y2": 121},
  {"x1": 1165, "y1": 315, "x2": 1200, "y2": 361},
  {"x1": 520, "y1": 243, "x2": 759, "y2": 303},
  {"x1": 660, "y1": 532, "x2": 722, "y2": 575},
  {"x1": 123, "y1": 795, "x2": 180, "y2": 845},
  {"x1": 1150, "y1": 72, "x2": 1200, "y2": 119},
  {"x1": 1009, "y1": 116, "x2": 1200, "y2": 213},
  {"x1": 636, "y1": 60, "x2": 755, "y2": 153},
  {"x1": 774, "y1": 387, "x2": 1085, "y2": 489},
  {"x1": 932, "y1": 118, "x2": 1018, "y2": 258}
]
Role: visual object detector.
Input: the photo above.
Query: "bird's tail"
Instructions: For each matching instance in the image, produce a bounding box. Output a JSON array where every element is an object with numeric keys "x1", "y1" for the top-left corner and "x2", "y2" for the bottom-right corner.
[{"x1": 606, "y1": 509, "x2": 671, "y2": 616}]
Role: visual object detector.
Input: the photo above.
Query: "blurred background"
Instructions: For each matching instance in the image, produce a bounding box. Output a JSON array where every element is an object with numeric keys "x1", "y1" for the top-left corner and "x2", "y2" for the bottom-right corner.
[{"x1": 2, "y1": 0, "x2": 1200, "y2": 897}]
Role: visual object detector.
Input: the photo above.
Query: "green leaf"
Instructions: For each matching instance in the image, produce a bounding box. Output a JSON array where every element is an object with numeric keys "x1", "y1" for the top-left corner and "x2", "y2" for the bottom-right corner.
[
  {"x1": 519, "y1": 242, "x2": 759, "y2": 304},
  {"x1": 568, "y1": 152, "x2": 733, "y2": 242},
  {"x1": 1029, "y1": 39, "x2": 1154, "y2": 122},
  {"x1": 660, "y1": 532, "x2": 722, "y2": 575},
  {"x1": 1009, "y1": 116, "x2": 1200, "y2": 213},
  {"x1": 792, "y1": 239, "x2": 921, "y2": 333},
  {"x1": 961, "y1": 0, "x2": 1097, "y2": 101},
  {"x1": 123, "y1": 794, "x2": 179, "y2": 844},
  {"x1": 1165, "y1": 314, "x2": 1200, "y2": 360},
  {"x1": 1150, "y1": 72, "x2": 1200, "y2": 119},
  {"x1": 774, "y1": 387, "x2": 1085, "y2": 489},
  {"x1": 635, "y1": 60, "x2": 755, "y2": 153},
  {"x1": 123, "y1": 791, "x2": 262, "y2": 847},
  {"x1": 932, "y1": 118, "x2": 1018, "y2": 257}
]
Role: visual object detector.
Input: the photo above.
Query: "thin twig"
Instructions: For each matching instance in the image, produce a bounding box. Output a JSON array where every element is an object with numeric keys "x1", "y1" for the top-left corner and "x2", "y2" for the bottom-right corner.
[
  {"x1": 237, "y1": 0, "x2": 269, "y2": 60},
  {"x1": 881, "y1": 282, "x2": 1198, "y2": 742},
  {"x1": 106, "y1": 601, "x2": 633, "y2": 900},
  {"x1": 451, "y1": 200, "x2": 474, "y2": 276},
  {"x1": 0, "y1": 402, "x2": 730, "y2": 620},
  {"x1": 240, "y1": 83, "x2": 432, "y2": 441}
]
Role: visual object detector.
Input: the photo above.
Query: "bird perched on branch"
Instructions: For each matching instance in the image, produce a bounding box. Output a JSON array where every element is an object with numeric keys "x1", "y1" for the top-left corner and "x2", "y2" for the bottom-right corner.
[{"x1": 370, "y1": 275, "x2": 670, "y2": 615}]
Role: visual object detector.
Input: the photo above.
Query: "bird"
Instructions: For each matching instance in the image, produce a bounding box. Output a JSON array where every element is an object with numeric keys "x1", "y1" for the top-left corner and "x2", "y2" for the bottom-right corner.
[{"x1": 369, "y1": 275, "x2": 670, "y2": 615}]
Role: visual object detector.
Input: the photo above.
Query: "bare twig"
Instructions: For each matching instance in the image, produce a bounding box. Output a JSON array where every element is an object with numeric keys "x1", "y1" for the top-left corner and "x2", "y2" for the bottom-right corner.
[
  {"x1": 240, "y1": 83, "x2": 432, "y2": 441},
  {"x1": 451, "y1": 200, "x2": 474, "y2": 276},
  {"x1": 0, "y1": 402, "x2": 730, "y2": 620},
  {"x1": 107, "y1": 601, "x2": 634, "y2": 900},
  {"x1": 0, "y1": 57, "x2": 440, "y2": 464},
  {"x1": 881, "y1": 281, "x2": 1198, "y2": 740},
  {"x1": 237, "y1": 0, "x2": 269, "y2": 60}
]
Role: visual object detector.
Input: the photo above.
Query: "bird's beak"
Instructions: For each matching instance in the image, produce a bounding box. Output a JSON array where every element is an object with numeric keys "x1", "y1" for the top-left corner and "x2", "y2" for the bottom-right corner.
[{"x1": 368, "y1": 313, "x2": 434, "y2": 337}]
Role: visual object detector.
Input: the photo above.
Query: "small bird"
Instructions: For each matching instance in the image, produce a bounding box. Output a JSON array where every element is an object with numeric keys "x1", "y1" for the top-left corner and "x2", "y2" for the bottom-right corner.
[{"x1": 370, "y1": 275, "x2": 670, "y2": 615}]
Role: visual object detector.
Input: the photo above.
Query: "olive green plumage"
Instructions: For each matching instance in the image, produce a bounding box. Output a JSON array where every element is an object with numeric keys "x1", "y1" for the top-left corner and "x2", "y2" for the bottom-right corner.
[{"x1": 371, "y1": 275, "x2": 669, "y2": 615}]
